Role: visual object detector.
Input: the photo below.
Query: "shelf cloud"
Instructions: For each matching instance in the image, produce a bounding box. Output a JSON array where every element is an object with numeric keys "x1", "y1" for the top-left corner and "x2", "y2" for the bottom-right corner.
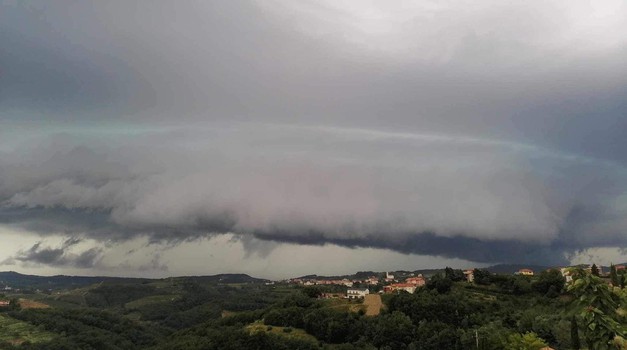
[{"x1": 1, "y1": 0, "x2": 626, "y2": 271}]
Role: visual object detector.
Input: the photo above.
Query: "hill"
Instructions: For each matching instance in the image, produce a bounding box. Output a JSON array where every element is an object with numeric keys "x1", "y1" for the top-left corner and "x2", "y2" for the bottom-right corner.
[
  {"x1": 0, "y1": 271, "x2": 147, "y2": 290},
  {"x1": 0, "y1": 271, "x2": 268, "y2": 291}
]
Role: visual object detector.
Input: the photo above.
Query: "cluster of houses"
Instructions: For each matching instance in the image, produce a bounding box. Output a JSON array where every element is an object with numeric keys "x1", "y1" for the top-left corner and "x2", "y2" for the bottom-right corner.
[
  {"x1": 294, "y1": 264, "x2": 625, "y2": 299},
  {"x1": 382, "y1": 276, "x2": 426, "y2": 294},
  {"x1": 289, "y1": 278, "x2": 357, "y2": 287},
  {"x1": 287, "y1": 272, "x2": 426, "y2": 299},
  {"x1": 341, "y1": 275, "x2": 427, "y2": 299},
  {"x1": 288, "y1": 276, "x2": 381, "y2": 288}
]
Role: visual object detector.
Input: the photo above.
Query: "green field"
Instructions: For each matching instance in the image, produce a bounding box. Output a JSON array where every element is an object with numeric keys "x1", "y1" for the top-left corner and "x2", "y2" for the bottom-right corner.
[
  {"x1": 124, "y1": 294, "x2": 181, "y2": 309},
  {"x1": 0, "y1": 314, "x2": 55, "y2": 345},
  {"x1": 246, "y1": 321, "x2": 318, "y2": 343}
]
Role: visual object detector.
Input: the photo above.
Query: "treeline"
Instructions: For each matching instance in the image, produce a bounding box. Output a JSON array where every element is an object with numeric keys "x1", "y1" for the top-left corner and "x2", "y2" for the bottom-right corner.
[
  {"x1": 7, "y1": 308, "x2": 165, "y2": 349},
  {"x1": 83, "y1": 280, "x2": 283, "y2": 330},
  {"x1": 149, "y1": 285, "x2": 577, "y2": 349}
]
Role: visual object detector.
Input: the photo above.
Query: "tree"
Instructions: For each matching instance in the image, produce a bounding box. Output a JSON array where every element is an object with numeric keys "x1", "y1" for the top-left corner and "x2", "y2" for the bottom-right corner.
[
  {"x1": 444, "y1": 267, "x2": 465, "y2": 282},
  {"x1": 591, "y1": 264, "x2": 600, "y2": 277},
  {"x1": 427, "y1": 274, "x2": 453, "y2": 294},
  {"x1": 367, "y1": 311, "x2": 415, "y2": 349},
  {"x1": 571, "y1": 316, "x2": 581, "y2": 350},
  {"x1": 504, "y1": 332, "x2": 548, "y2": 350},
  {"x1": 567, "y1": 268, "x2": 627, "y2": 350},
  {"x1": 473, "y1": 269, "x2": 492, "y2": 285},
  {"x1": 512, "y1": 278, "x2": 532, "y2": 295},
  {"x1": 302, "y1": 286, "x2": 322, "y2": 298},
  {"x1": 8, "y1": 298, "x2": 20, "y2": 311},
  {"x1": 611, "y1": 264, "x2": 620, "y2": 286},
  {"x1": 531, "y1": 269, "x2": 565, "y2": 296}
]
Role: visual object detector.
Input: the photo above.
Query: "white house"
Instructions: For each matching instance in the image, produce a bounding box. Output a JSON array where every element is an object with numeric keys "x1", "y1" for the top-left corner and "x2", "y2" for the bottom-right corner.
[
  {"x1": 463, "y1": 269, "x2": 474, "y2": 283},
  {"x1": 560, "y1": 268, "x2": 573, "y2": 283},
  {"x1": 346, "y1": 288, "x2": 370, "y2": 299},
  {"x1": 384, "y1": 284, "x2": 417, "y2": 294}
]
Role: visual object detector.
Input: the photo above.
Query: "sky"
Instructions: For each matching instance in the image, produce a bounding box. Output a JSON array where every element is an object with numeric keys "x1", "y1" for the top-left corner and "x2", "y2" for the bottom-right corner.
[{"x1": 1, "y1": 0, "x2": 626, "y2": 279}]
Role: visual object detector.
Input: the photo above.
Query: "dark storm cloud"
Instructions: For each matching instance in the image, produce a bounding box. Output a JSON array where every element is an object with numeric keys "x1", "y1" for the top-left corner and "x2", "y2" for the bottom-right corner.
[
  {"x1": 1, "y1": 238, "x2": 103, "y2": 268},
  {"x1": 1, "y1": 125, "x2": 626, "y2": 266},
  {"x1": 1, "y1": 1, "x2": 627, "y2": 267}
]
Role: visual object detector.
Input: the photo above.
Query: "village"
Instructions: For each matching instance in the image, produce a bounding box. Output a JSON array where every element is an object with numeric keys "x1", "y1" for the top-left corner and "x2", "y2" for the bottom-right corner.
[{"x1": 282, "y1": 263, "x2": 626, "y2": 300}]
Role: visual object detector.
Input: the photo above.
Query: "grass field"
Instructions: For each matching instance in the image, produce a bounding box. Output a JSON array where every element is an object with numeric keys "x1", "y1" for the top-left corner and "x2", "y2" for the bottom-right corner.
[
  {"x1": 246, "y1": 321, "x2": 318, "y2": 343},
  {"x1": 321, "y1": 298, "x2": 367, "y2": 313},
  {"x1": 0, "y1": 314, "x2": 55, "y2": 345},
  {"x1": 124, "y1": 294, "x2": 180, "y2": 309},
  {"x1": 18, "y1": 299, "x2": 51, "y2": 309}
]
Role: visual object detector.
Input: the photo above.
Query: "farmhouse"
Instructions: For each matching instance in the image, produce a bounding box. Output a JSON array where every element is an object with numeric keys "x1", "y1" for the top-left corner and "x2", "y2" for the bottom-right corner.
[
  {"x1": 405, "y1": 275, "x2": 425, "y2": 286},
  {"x1": 346, "y1": 288, "x2": 370, "y2": 299},
  {"x1": 516, "y1": 269, "x2": 534, "y2": 276},
  {"x1": 365, "y1": 276, "x2": 379, "y2": 285},
  {"x1": 384, "y1": 283, "x2": 416, "y2": 294}
]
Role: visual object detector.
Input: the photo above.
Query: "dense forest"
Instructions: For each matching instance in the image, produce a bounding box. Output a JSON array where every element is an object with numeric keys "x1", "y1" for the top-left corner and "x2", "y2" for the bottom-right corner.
[{"x1": 0, "y1": 267, "x2": 625, "y2": 350}]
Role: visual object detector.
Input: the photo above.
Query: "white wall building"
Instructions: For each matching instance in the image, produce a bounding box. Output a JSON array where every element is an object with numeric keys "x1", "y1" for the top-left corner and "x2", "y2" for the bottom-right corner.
[{"x1": 346, "y1": 288, "x2": 370, "y2": 299}]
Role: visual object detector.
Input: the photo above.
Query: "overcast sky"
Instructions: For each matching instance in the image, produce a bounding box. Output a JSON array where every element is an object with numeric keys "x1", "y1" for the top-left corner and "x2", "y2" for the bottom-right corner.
[{"x1": 1, "y1": 0, "x2": 626, "y2": 279}]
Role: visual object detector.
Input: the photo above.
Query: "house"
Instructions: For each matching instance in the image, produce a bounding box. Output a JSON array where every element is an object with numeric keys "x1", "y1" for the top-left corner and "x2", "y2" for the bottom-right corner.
[
  {"x1": 385, "y1": 283, "x2": 418, "y2": 294},
  {"x1": 560, "y1": 268, "x2": 573, "y2": 283},
  {"x1": 0, "y1": 300, "x2": 10, "y2": 307},
  {"x1": 384, "y1": 283, "x2": 417, "y2": 294},
  {"x1": 463, "y1": 269, "x2": 475, "y2": 283},
  {"x1": 384, "y1": 272, "x2": 395, "y2": 282},
  {"x1": 516, "y1": 269, "x2": 534, "y2": 276},
  {"x1": 405, "y1": 275, "x2": 425, "y2": 287},
  {"x1": 341, "y1": 279, "x2": 354, "y2": 287},
  {"x1": 346, "y1": 288, "x2": 369, "y2": 299},
  {"x1": 366, "y1": 276, "x2": 379, "y2": 285}
]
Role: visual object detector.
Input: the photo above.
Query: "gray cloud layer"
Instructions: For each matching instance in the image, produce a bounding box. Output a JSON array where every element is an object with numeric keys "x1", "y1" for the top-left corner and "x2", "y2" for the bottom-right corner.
[
  {"x1": 1, "y1": 1, "x2": 627, "y2": 267},
  {"x1": 1, "y1": 125, "x2": 626, "y2": 265}
]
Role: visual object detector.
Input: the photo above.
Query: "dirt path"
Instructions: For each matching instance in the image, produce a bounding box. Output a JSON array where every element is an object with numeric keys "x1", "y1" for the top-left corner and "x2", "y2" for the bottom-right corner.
[
  {"x1": 18, "y1": 299, "x2": 50, "y2": 309},
  {"x1": 363, "y1": 294, "x2": 382, "y2": 316}
]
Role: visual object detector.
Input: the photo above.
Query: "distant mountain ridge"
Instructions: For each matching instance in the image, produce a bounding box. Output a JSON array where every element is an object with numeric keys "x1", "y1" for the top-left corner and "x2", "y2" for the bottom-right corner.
[
  {"x1": 0, "y1": 271, "x2": 149, "y2": 290},
  {"x1": 0, "y1": 271, "x2": 268, "y2": 290},
  {"x1": 171, "y1": 273, "x2": 270, "y2": 284}
]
